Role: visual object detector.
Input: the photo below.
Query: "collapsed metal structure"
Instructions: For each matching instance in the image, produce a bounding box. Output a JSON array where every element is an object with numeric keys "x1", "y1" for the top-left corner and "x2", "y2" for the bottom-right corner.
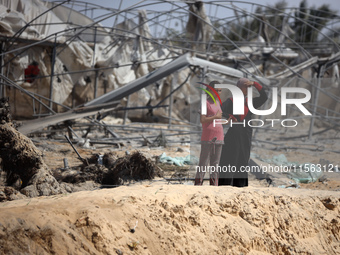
[{"x1": 0, "y1": 0, "x2": 339, "y2": 138}]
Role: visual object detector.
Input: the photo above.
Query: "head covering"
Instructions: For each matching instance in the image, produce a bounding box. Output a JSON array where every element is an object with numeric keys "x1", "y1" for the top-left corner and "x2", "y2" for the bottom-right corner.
[
  {"x1": 209, "y1": 80, "x2": 220, "y2": 89},
  {"x1": 236, "y1": 78, "x2": 250, "y2": 88}
]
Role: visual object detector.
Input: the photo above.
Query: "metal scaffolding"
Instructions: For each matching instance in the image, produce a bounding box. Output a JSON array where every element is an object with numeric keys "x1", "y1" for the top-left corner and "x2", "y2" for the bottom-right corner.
[{"x1": 0, "y1": 0, "x2": 339, "y2": 136}]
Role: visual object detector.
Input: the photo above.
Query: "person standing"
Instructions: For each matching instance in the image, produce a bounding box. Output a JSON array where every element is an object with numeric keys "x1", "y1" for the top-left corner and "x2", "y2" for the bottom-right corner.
[
  {"x1": 195, "y1": 81, "x2": 224, "y2": 186},
  {"x1": 219, "y1": 78, "x2": 268, "y2": 187},
  {"x1": 24, "y1": 61, "x2": 40, "y2": 83}
]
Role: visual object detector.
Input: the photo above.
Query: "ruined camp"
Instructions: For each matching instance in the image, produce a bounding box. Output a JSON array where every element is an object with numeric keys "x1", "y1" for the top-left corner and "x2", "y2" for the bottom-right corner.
[{"x1": 0, "y1": 0, "x2": 340, "y2": 254}]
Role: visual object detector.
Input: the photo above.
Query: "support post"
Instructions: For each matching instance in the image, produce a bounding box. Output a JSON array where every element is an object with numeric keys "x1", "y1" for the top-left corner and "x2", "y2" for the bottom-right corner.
[
  {"x1": 123, "y1": 95, "x2": 130, "y2": 125},
  {"x1": 93, "y1": 27, "x2": 98, "y2": 99},
  {"x1": 168, "y1": 72, "x2": 177, "y2": 128},
  {"x1": 308, "y1": 65, "x2": 324, "y2": 139},
  {"x1": 49, "y1": 35, "x2": 57, "y2": 111},
  {"x1": 0, "y1": 42, "x2": 3, "y2": 98},
  {"x1": 94, "y1": 70, "x2": 99, "y2": 99}
]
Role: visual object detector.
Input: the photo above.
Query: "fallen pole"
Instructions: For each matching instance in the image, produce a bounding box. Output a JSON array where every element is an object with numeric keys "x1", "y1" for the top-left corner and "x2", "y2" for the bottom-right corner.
[{"x1": 64, "y1": 135, "x2": 89, "y2": 165}]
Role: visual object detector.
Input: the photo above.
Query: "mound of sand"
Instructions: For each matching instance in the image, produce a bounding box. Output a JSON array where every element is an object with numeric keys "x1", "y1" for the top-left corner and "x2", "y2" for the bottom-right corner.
[{"x1": 0, "y1": 184, "x2": 339, "y2": 255}]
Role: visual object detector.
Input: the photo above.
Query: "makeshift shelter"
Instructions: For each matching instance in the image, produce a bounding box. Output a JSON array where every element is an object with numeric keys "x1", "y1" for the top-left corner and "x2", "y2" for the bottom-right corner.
[{"x1": 0, "y1": 0, "x2": 338, "y2": 139}]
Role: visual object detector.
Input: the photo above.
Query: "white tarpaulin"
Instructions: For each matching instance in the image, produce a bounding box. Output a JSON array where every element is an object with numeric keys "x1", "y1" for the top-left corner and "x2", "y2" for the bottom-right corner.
[{"x1": 0, "y1": 0, "x2": 67, "y2": 39}]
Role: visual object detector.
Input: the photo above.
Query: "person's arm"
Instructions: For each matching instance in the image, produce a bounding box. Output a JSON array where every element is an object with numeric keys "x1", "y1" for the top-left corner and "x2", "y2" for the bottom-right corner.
[
  {"x1": 200, "y1": 110, "x2": 222, "y2": 124},
  {"x1": 222, "y1": 98, "x2": 237, "y2": 122},
  {"x1": 252, "y1": 82, "x2": 268, "y2": 109}
]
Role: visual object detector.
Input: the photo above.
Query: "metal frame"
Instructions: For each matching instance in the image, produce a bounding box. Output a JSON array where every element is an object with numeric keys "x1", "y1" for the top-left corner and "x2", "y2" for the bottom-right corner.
[{"x1": 0, "y1": 0, "x2": 338, "y2": 137}]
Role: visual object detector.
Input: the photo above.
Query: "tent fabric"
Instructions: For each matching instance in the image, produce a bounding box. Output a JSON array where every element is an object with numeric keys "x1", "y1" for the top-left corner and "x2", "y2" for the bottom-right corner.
[
  {"x1": 0, "y1": 0, "x2": 67, "y2": 39},
  {"x1": 44, "y1": 1, "x2": 110, "y2": 43},
  {"x1": 186, "y1": 2, "x2": 213, "y2": 52}
]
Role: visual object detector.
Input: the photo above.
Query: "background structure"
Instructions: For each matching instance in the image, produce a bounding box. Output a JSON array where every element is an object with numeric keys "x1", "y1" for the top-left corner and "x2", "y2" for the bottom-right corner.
[{"x1": 0, "y1": 0, "x2": 339, "y2": 139}]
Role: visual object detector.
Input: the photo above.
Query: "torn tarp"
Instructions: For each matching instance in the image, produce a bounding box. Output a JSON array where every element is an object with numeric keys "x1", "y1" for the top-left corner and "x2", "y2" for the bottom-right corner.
[
  {"x1": 251, "y1": 153, "x2": 323, "y2": 183},
  {"x1": 158, "y1": 152, "x2": 198, "y2": 166}
]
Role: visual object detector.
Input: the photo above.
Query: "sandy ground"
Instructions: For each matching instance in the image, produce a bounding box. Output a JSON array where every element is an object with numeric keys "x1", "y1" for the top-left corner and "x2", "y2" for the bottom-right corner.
[
  {"x1": 1, "y1": 118, "x2": 340, "y2": 254},
  {"x1": 0, "y1": 184, "x2": 339, "y2": 255}
]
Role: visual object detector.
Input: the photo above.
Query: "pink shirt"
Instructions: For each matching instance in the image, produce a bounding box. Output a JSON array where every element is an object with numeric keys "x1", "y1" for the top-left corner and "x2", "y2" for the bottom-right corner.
[{"x1": 201, "y1": 99, "x2": 224, "y2": 143}]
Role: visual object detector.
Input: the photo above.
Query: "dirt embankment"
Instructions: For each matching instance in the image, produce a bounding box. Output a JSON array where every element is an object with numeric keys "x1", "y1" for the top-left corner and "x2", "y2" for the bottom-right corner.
[{"x1": 0, "y1": 185, "x2": 339, "y2": 255}]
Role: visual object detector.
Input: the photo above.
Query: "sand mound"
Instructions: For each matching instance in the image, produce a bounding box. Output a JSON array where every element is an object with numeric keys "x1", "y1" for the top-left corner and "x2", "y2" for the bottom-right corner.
[
  {"x1": 0, "y1": 123, "x2": 63, "y2": 198},
  {"x1": 0, "y1": 184, "x2": 339, "y2": 254}
]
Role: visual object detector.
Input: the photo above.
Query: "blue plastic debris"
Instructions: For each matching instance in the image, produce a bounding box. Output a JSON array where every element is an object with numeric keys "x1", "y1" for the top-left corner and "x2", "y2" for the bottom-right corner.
[{"x1": 158, "y1": 152, "x2": 199, "y2": 166}]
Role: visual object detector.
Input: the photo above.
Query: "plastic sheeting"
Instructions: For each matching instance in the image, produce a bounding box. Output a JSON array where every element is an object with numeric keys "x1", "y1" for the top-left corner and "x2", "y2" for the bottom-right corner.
[
  {"x1": 0, "y1": 5, "x2": 39, "y2": 37},
  {"x1": 159, "y1": 152, "x2": 199, "y2": 166},
  {"x1": 44, "y1": 1, "x2": 109, "y2": 43},
  {"x1": 1, "y1": 0, "x2": 192, "y2": 120},
  {"x1": 0, "y1": 0, "x2": 96, "y2": 115},
  {"x1": 186, "y1": 2, "x2": 213, "y2": 53},
  {"x1": 0, "y1": 0, "x2": 67, "y2": 39},
  {"x1": 57, "y1": 40, "x2": 94, "y2": 87},
  {"x1": 251, "y1": 153, "x2": 323, "y2": 183}
]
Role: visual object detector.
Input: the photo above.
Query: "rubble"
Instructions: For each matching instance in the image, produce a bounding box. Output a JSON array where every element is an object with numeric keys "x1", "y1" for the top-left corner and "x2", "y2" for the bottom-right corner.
[
  {"x1": 108, "y1": 151, "x2": 163, "y2": 185},
  {"x1": 0, "y1": 98, "x2": 64, "y2": 199},
  {"x1": 52, "y1": 151, "x2": 163, "y2": 187},
  {"x1": 0, "y1": 186, "x2": 26, "y2": 202},
  {"x1": 0, "y1": 122, "x2": 64, "y2": 198},
  {"x1": 0, "y1": 98, "x2": 13, "y2": 125}
]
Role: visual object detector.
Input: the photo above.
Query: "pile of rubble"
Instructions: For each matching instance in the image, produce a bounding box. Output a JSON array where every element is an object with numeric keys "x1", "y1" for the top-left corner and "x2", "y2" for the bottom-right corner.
[{"x1": 0, "y1": 99, "x2": 163, "y2": 202}]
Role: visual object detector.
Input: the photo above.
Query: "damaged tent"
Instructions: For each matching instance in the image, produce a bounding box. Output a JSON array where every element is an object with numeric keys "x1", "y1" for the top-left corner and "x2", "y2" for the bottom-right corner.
[{"x1": 0, "y1": 0, "x2": 338, "y2": 138}]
